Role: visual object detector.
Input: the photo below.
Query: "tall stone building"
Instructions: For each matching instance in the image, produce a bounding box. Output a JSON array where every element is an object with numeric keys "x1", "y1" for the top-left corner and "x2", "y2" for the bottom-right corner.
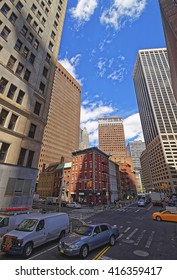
[
  {"x1": 159, "y1": 0, "x2": 177, "y2": 103},
  {"x1": 98, "y1": 117, "x2": 127, "y2": 157},
  {"x1": 126, "y1": 140, "x2": 145, "y2": 171},
  {"x1": 0, "y1": 0, "x2": 68, "y2": 209},
  {"x1": 38, "y1": 61, "x2": 81, "y2": 175},
  {"x1": 133, "y1": 48, "x2": 177, "y2": 193},
  {"x1": 79, "y1": 127, "x2": 89, "y2": 150}
]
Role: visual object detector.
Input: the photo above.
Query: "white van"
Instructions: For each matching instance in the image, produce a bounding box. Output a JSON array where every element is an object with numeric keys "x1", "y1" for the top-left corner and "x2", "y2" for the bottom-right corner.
[
  {"x1": 0, "y1": 212, "x2": 32, "y2": 248},
  {"x1": 1, "y1": 212, "x2": 69, "y2": 258}
]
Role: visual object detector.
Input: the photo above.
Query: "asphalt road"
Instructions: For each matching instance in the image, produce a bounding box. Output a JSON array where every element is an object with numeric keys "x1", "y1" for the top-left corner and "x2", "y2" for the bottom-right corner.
[{"x1": 1, "y1": 203, "x2": 177, "y2": 260}]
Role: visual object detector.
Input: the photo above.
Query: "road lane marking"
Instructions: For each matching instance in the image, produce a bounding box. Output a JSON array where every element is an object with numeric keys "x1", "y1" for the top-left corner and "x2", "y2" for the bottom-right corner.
[
  {"x1": 93, "y1": 245, "x2": 110, "y2": 260},
  {"x1": 134, "y1": 230, "x2": 146, "y2": 246},
  {"x1": 135, "y1": 209, "x2": 140, "y2": 212},
  {"x1": 28, "y1": 244, "x2": 58, "y2": 260},
  {"x1": 124, "y1": 227, "x2": 131, "y2": 233},
  {"x1": 118, "y1": 233, "x2": 123, "y2": 239},
  {"x1": 126, "y1": 228, "x2": 138, "y2": 240},
  {"x1": 145, "y1": 231, "x2": 155, "y2": 248},
  {"x1": 147, "y1": 204, "x2": 153, "y2": 211}
]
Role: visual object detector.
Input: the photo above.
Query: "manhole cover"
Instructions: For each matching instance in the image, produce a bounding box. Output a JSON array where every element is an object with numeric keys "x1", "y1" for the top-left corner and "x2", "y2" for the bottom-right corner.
[
  {"x1": 122, "y1": 239, "x2": 134, "y2": 244},
  {"x1": 133, "y1": 250, "x2": 149, "y2": 257}
]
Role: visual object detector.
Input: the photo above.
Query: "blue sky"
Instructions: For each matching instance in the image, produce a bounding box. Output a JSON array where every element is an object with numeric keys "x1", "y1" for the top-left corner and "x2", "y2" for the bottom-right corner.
[{"x1": 58, "y1": 0, "x2": 166, "y2": 146}]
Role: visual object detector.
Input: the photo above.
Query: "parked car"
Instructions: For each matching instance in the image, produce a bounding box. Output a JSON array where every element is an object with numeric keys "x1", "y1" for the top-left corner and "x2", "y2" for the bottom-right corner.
[
  {"x1": 138, "y1": 199, "x2": 146, "y2": 207},
  {"x1": 1, "y1": 212, "x2": 69, "y2": 258},
  {"x1": 152, "y1": 210, "x2": 177, "y2": 222},
  {"x1": 66, "y1": 202, "x2": 81, "y2": 209},
  {"x1": 58, "y1": 223, "x2": 119, "y2": 258}
]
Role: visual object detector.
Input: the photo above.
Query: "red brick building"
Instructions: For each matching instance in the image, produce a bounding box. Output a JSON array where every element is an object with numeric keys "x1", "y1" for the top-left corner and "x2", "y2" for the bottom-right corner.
[
  {"x1": 119, "y1": 162, "x2": 137, "y2": 199},
  {"x1": 68, "y1": 147, "x2": 110, "y2": 204}
]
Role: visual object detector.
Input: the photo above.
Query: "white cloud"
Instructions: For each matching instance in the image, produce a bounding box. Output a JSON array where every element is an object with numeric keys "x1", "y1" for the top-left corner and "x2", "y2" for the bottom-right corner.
[
  {"x1": 59, "y1": 54, "x2": 82, "y2": 84},
  {"x1": 123, "y1": 113, "x2": 144, "y2": 142},
  {"x1": 100, "y1": 0, "x2": 147, "y2": 30},
  {"x1": 107, "y1": 67, "x2": 127, "y2": 82},
  {"x1": 70, "y1": 0, "x2": 98, "y2": 23}
]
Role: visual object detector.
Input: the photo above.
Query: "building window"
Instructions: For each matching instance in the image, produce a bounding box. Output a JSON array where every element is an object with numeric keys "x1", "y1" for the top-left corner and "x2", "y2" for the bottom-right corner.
[
  {"x1": 51, "y1": 31, "x2": 56, "y2": 40},
  {"x1": 33, "y1": 39, "x2": 39, "y2": 50},
  {"x1": 37, "y1": 11, "x2": 42, "y2": 20},
  {"x1": 41, "y1": 17, "x2": 46, "y2": 26},
  {"x1": 26, "y1": 14, "x2": 33, "y2": 24},
  {"x1": 17, "y1": 148, "x2": 27, "y2": 166},
  {"x1": 22, "y1": 46, "x2": 29, "y2": 58},
  {"x1": 0, "y1": 77, "x2": 8, "y2": 93},
  {"x1": 39, "y1": 82, "x2": 45, "y2": 94},
  {"x1": 16, "y1": 90, "x2": 25, "y2": 104},
  {"x1": 15, "y1": 63, "x2": 24, "y2": 75},
  {"x1": 7, "y1": 84, "x2": 17, "y2": 99},
  {"x1": 31, "y1": 4, "x2": 37, "y2": 13},
  {"x1": 28, "y1": 123, "x2": 36, "y2": 138},
  {"x1": 16, "y1": 1, "x2": 23, "y2": 12},
  {"x1": 48, "y1": 41, "x2": 53, "y2": 52},
  {"x1": 14, "y1": 39, "x2": 22, "y2": 51},
  {"x1": 8, "y1": 114, "x2": 18, "y2": 130},
  {"x1": 32, "y1": 21, "x2": 38, "y2": 30},
  {"x1": 24, "y1": 69, "x2": 31, "y2": 82},
  {"x1": 1, "y1": 4, "x2": 10, "y2": 16},
  {"x1": 0, "y1": 109, "x2": 8, "y2": 126},
  {"x1": 27, "y1": 32, "x2": 34, "y2": 44},
  {"x1": 38, "y1": 27, "x2": 43, "y2": 37},
  {"x1": 34, "y1": 101, "x2": 41, "y2": 115},
  {"x1": 29, "y1": 53, "x2": 35, "y2": 64},
  {"x1": 53, "y1": 20, "x2": 58, "y2": 29},
  {"x1": 46, "y1": 53, "x2": 51, "y2": 64},
  {"x1": 26, "y1": 150, "x2": 34, "y2": 167},
  {"x1": 7, "y1": 55, "x2": 16, "y2": 69},
  {"x1": 0, "y1": 143, "x2": 10, "y2": 162},
  {"x1": 9, "y1": 12, "x2": 18, "y2": 24},
  {"x1": 21, "y1": 25, "x2": 28, "y2": 36},
  {"x1": 42, "y1": 67, "x2": 48, "y2": 78},
  {"x1": 1, "y1": 26, "x2": 11, "y2": 40},
  {"x1": 45, "y1": 7, "x2": 49, "y2": 15}
]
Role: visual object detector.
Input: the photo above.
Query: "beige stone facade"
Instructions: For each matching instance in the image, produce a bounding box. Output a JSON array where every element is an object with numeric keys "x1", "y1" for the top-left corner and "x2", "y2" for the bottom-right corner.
[
  {"x1": 38, "y1": 61, "x2": 81, "y2": 175},
  {"x1": 98, "y1": 117, "x2": 127, "y2": 158},
  {"x1": 0, "y1": 0, "x2": 68, "y2": 209},
  {"x1": 133, "y1": 49, "x2": 177, "y2": 193}
]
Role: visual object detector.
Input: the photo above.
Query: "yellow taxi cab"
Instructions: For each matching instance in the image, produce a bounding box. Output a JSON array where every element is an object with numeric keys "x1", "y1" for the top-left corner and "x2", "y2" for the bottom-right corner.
[{"x1": 152, "y1": 210, "x2": 177, "y2": 222}]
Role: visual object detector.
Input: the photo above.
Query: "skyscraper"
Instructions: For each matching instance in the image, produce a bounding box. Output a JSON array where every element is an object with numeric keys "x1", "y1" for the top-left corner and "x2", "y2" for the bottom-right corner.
[
  {"x1": 38, "y1": 61, "x2": 81, "y2": 174},
  {"x1": 79, "y1": 127, "x2": 89, "y2": 150},
  {"x1": 0, "y1": 0, "x2": 68, "y2": 209},
  {"x1": 126, "y1": 140, "x2": 145, "y2": 171},
  {"x1": 159, "y1": 0, "x2": 177, "y2": 102},
  {"x1": 133, "y1": 48, "x2": 177, "y2": 192},
  {"x1": 98, "y1": 117, "x2": 127, "y2": 158}
]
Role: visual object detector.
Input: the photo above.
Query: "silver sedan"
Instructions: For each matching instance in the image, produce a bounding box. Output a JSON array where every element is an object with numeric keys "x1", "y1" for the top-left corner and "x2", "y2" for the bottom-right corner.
[{"x1": 58, "y1": 223, "x2": 119, "y2": 258}]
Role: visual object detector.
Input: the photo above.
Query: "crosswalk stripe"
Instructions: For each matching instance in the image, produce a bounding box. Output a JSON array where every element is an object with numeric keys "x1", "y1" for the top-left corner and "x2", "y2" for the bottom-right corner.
[
  {"x1": 126, "y1": 228, "x2": 138, "y2": 240},
  {"x1": 134, "y1": 230, "x2": 146, "y2": 246},
  {"x1": 145, "y1": 231, "x2": 155, "y2": 248}
]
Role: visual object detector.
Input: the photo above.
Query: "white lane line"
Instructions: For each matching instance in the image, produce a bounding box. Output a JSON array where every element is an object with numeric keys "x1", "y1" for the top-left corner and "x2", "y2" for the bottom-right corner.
[
  {"x1": 145, "y1": 231, "x2": 155, "y2": 248},
  {"x1": 28, "y1": 244, "x2": 58, "y2": 260},
  {"x1": 126, "y1": 228, "x2": 138, "y2": 240},
  {"x1": 124, "y1": 227, "x2": 131, "y2": 233},
  {"x1": 134, "y1": 230, "x2": 146, "y2": 246},
  {"x1": 135, "y1": 209, "x2": 140, "y2": 212},
  {"x1": 118, "y1": 233, "x2": 124, "y2": 239}
]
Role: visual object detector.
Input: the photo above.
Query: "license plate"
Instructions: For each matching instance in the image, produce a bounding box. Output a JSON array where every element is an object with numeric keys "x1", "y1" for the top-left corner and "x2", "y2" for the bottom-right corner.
[{"x1": 60, "y1": 249, "x2": 64, "y2": 254}]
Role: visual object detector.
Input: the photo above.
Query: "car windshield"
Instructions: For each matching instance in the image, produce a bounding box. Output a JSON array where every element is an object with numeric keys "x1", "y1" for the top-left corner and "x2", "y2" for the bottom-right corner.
[
  {"x1": 74, "y1": 225, "x2": 94, "y2": 236},
  {"x1": 15, "y1": 219, "x2": 38, "y2": 232}
]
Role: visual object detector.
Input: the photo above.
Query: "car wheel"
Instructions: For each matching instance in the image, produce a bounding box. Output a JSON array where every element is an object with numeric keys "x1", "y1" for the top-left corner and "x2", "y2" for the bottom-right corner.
[
  {"x1": 23, "y1": 242, "x2": 33, "y2": 258},
  {"x1": 58, "y1": 230, "x2": 65, "y2": 240},
  {"x1": 156, "y1": 216, "x2": 161, "y2": 222},
  {"x1": 79, "y1": 245, "x2": 89, "y2": 259},
  {"x1": 109, "y1": 235, "x2": 116, "y2": 246}
]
